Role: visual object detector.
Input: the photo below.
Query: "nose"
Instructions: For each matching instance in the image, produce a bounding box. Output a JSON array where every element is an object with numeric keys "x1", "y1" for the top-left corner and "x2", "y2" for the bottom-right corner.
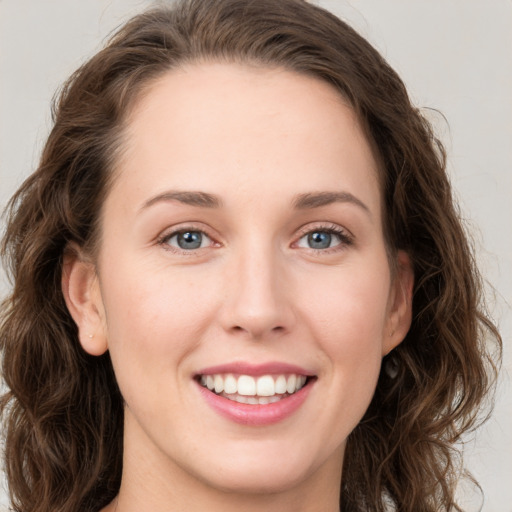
[{"x1": 219, "y1": 247, "x2": 295, "y2": 340}]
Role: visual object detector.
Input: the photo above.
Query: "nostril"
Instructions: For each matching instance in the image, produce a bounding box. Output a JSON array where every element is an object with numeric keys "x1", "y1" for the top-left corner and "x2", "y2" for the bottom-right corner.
[{"x1": 229, "y1": 324, "x2": 286, "y2": 337}]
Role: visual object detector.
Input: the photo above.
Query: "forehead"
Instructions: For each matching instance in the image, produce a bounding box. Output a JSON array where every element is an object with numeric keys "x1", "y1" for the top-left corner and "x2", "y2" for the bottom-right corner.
[{"x1": 110, "y1": 62, "x2": 381, "y2": 214}]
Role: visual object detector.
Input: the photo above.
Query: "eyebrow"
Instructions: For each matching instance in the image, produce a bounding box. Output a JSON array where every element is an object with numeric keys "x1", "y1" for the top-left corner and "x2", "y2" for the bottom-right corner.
[
  {"x1": 292, "y1": 191, "x2": 370, "y2": 215},
  {"x1": 140, "y1": 189, "x2": 370, "y2": 216},
  {"x1": 141, "y1": 190, "x2": 223, "y2": 210}
]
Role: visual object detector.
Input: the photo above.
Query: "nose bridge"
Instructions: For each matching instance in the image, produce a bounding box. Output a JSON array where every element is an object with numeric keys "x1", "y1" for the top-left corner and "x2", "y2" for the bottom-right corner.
[{"x1": 221, "y1": 236, "x2": 292, "y2": 338}]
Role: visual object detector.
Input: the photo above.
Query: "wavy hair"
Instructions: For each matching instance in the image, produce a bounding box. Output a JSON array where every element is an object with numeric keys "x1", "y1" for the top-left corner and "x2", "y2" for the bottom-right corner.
[{"x1": 0, "y1": 0, "x2": 501, "y2": 511}]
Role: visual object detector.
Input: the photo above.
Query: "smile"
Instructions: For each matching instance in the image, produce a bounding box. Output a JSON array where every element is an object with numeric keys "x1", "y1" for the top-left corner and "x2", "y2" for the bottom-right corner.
[
  {"x1": 199, "y1": 373, "x2": 308, "y2": 404},
  {"x1": 195, "y1": 363, "x2": 315, "y2": 425}
]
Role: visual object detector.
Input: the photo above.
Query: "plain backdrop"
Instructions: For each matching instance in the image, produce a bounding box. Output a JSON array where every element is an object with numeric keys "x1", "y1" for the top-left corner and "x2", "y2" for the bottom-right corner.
[{"x1": 1, "y1": 1, "x2": 510, "y2": 511}]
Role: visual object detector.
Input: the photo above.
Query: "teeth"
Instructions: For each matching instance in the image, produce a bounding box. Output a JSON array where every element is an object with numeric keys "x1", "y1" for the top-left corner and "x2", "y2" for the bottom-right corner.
[
  {"x1": 286, "y1": 374, "x2": 297, "y2": 394},
  {"x1": 256, "y1": 375, "x2": 275, "y2": 396},
  {"x1": 219, "y1": 393, "x2": 290, "y2": 405},
  {"x1": 224, "y1": 374, "x2": 237, "y2": 394},
  {"x1": 275, "y1": 375, "x2": 287, "y2": 394},
  {"x1": 199, "y1": 372, "x2": 309, "y2": 399},
  {"x1": 214, "y1": 375, "x2": 224, "y2": 394},
  {"x1": 237, "y1": 375, "x2": 256, "y2": 396}
]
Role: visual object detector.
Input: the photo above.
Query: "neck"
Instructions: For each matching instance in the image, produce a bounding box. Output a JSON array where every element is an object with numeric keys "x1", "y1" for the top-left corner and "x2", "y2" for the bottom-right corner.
[
  {"x1": 105, "y1": 410, "x2": 344, "y2": 512},
  {"x1": 110, "y1": 452, "x2": 342, "y2": 512},
  {"x1": 109, "y1": 483, "x2": 341, "y2": 512}
]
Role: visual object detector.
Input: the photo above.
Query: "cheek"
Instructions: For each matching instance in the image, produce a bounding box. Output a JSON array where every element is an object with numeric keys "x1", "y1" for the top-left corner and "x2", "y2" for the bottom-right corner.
[
  {"x1": 99, "y1": 259, "x2": 220, "y2": 380},
  {"x1": 291, "y1": 262, "x2": 391, "y2": 447},
  {"x1": 300, "y1": 261, "x2": 391, "y2": 365},
  {"x1": 98, "y1": 264, "x2": 224, "y2": 434}
]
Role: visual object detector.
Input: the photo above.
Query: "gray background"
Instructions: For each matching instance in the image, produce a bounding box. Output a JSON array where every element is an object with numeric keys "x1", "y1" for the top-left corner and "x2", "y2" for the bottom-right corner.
[{"x1": 1, "y1": 1, "x2": 510, "y2": 510}]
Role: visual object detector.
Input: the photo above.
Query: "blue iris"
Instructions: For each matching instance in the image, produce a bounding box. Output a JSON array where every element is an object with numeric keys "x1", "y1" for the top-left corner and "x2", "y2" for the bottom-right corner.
[
  {"x1": 177, "y1": 231, "x2": 203, "y2": 250},
  {"x1": 308, "y1": 231, "x2": 332, "y2": 249}
]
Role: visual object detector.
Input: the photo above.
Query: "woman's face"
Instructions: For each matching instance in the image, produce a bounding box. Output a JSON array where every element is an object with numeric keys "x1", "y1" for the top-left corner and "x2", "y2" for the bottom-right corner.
[{"x1": 68, "y1": 63, "x2": 412, "y2": 501}]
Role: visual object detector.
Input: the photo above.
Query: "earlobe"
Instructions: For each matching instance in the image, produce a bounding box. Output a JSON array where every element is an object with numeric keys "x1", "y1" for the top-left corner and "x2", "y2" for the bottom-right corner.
[
  {"x1": 383, "y1": 250, "x2": 414, "y2": 356},
  {"x1": 62, "y1": 246, "x2": 108, "y2": 356}
]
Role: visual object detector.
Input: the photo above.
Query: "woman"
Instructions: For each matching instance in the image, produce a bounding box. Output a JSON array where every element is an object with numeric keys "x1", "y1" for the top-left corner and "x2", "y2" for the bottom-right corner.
[{"x1": 0, "y1": 0, "x2": 501, "y2": 511}]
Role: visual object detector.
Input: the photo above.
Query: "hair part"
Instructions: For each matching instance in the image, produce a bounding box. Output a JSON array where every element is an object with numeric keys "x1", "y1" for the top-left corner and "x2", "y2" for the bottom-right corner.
[{"x1": 1, "y1": 1, "x2": 501, "y2": 511}]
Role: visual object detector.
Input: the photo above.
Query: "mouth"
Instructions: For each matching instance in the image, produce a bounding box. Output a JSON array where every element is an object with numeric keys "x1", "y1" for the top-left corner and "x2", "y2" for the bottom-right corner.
[
  {"x1": 196, "y1": 373, "x2": 312, "y2": 405},
  {"x1": 195, "y1": 364, "x2": 316, "y2": 425}
]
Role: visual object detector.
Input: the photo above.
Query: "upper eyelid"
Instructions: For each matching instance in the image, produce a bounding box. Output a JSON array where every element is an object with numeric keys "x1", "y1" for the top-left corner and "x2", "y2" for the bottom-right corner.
[
  {"x1": 157, "y1": 228, "x2": 218, "y2": 257},
  {"x1": 294, "y1": 222, "x2": 353, "y2": 239},
  {"x1": 156, "y1": 224, "x2": 219, "y2": 251},
  {"x1": 292, "y1": 223, "x2": 355, "y2": 251},
  {"x1": 155, "y1": 221, "x2": 353, "y2": 246},
  {"x1": 165, "y1": 229, "x2": 212, "y2": 241},
  {"x1": 158, "y1": 222, "x2": 216, "y2": 239}
]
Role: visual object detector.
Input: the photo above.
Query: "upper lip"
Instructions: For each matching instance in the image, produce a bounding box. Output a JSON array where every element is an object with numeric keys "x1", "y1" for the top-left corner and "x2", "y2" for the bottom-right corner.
[{"x1": 196, "y1": 361, "x2": 315, "y2": 377}]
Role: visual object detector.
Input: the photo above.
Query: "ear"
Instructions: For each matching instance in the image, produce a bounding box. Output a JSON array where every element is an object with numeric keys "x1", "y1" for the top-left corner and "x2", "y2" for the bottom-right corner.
[
  {"x1": 382, "y1": 250, "x2": 414, "y2": 356},
  {"x1": 62, "y1": 246, "x2": 108, "y2": 356}
]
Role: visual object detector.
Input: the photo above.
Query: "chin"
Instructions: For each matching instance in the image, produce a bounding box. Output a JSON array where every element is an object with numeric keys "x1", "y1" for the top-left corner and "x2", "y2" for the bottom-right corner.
[
  {"x1": 186, "y1": 440, "x2": 340, "y2": 497},
  {"x1": 202, "y1": 463, "x2": 310, "y2": 495}
]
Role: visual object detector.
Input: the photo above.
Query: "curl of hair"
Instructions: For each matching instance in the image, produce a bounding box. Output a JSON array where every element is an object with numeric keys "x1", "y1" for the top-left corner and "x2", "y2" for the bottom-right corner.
[{"x1": 0, "y1": 1, "x2": 501, "y2": 511}]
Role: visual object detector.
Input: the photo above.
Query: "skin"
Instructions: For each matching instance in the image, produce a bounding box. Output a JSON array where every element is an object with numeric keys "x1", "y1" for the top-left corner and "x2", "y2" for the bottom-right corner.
[{"x1": 63, "y1": 63, "x2": 413, "y2": 512}]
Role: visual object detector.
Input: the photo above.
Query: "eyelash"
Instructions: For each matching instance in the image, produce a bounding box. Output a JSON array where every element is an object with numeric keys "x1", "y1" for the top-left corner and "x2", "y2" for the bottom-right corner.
[
  {"x1": 157, "y1": 226, "x2": 218, "y2": 255},
  {"x1": 294, "y1": 223, "x2": 354, "y2": 253},
  {"x1": 156, "y1": 223, "x2": 353, "y2": 255}
]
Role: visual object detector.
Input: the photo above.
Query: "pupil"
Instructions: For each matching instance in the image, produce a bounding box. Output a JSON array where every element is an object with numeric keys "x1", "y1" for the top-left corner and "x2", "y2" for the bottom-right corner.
[
  {"x1": 178, "y1": 231, "x2": 202, "y2": 249},
  {"x1": 308, "y1": 231, "x2": 331, "y2": 249}
]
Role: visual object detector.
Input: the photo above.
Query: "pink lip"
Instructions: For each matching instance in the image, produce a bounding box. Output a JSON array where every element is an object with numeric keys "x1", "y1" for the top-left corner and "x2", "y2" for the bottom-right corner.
[
  {"x1": 197, "y1": 382, "x2": 313, "y2": 426},
  {"x1": 196, "y1": 361, "x2": 314, "y2": 377},
  {"x1": 195, "y1": 362, "x2": 316, "y2": 426}
]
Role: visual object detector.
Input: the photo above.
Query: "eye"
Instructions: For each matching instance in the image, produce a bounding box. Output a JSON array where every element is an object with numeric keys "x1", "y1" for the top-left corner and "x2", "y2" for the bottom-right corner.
[
  {"x1": 304, "y1": 231, "x2": 336, "y2": 249},
  {"x1": 161, "y1": 230, "x2": 212, "y2": 251},
  {"x1": 295, "y1": 226, "x2": 352, "y2": 251}
]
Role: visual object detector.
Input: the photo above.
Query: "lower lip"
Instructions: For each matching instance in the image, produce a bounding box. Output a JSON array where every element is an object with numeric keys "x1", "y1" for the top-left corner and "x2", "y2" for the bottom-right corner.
[{"x1": 196, "y1": 380, "x2": 314, "y2": 426}]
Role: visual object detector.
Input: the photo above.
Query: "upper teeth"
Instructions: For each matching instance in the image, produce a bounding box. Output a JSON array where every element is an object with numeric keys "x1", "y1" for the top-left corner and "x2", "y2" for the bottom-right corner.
[{"x1": 200, "y1": 373, "x2": 307, "y2": 397}]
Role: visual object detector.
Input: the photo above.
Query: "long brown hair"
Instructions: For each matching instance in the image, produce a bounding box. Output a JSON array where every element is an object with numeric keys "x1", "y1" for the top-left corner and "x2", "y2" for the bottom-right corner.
[{"x1": 0, "y1": 1, "x2": 501, "y2": 511}]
